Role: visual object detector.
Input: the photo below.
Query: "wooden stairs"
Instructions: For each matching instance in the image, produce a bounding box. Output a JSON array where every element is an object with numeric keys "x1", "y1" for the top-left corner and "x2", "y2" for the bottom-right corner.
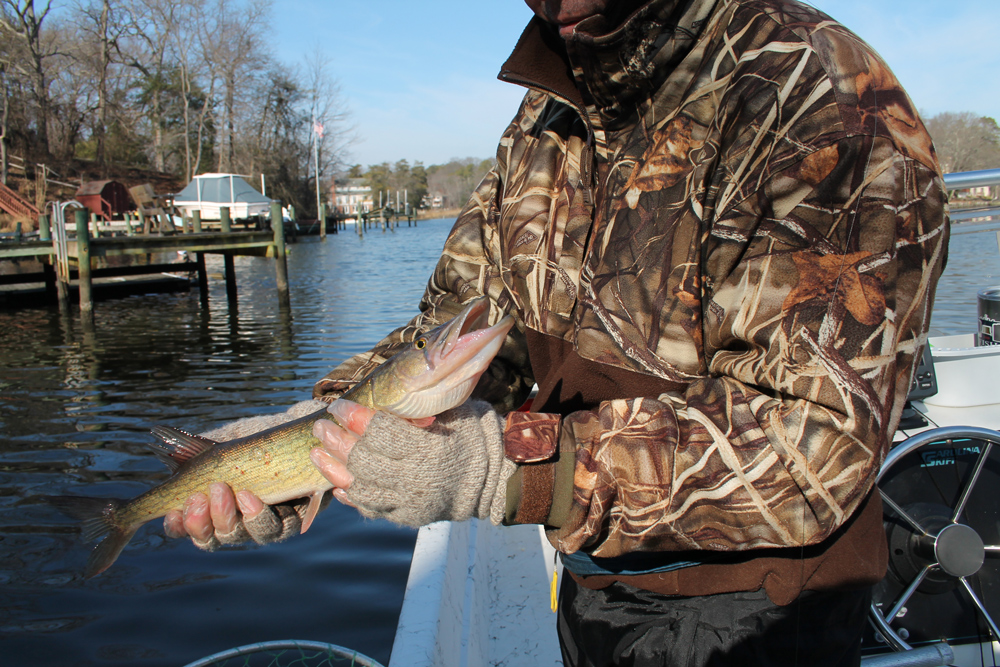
[{"x1": 0, "y1": 180, "x2": 40, "y2": 218}]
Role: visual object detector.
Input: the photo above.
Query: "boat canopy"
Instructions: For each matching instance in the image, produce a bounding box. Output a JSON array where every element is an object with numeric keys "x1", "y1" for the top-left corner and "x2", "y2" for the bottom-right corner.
[{"x1": 173, "y1": 173, "x2": 272, "y2": 220}]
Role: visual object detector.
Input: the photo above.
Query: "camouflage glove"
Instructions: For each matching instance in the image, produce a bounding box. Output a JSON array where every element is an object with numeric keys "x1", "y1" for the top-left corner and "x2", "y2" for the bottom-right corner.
[
  {"x1": 346, "y1": 400, "x2": 515, "y2": 527},
  {"x1": 171, "y1": 399, "x2": 331, "y2": 551}
]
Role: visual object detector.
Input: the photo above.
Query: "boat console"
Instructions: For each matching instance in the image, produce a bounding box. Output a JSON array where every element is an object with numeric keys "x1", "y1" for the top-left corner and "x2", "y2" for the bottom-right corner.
[{"x1": 864, "y1": 335, "x2": 1000, "y2": 665}]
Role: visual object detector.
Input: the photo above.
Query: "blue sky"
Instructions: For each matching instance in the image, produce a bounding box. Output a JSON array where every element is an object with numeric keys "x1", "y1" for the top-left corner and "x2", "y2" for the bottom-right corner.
[{"x1": 271, "y1": 0, "x2": 1000, "y2": 168}]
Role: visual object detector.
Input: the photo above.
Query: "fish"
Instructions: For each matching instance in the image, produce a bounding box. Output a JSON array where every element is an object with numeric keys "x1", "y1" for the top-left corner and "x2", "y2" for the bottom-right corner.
[{"x1": 48, "y1": 296, "x2": 514, "y2": 578}]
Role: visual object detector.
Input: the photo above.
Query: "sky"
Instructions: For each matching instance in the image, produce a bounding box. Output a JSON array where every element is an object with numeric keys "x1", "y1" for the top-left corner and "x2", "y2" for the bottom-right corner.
[{"x1": 270, "y1": 0, "x2": 1000, "y2": 169}]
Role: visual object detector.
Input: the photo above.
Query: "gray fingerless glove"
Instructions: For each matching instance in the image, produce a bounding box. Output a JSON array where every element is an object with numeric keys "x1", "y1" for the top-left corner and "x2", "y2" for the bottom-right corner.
[
  {"x1": 191, "y1": 497, "x2": 328, "y2": 551},
  {"x1": 346, "y1": 400, "x2": 515, "y2": 527},
  {"x1": 191, "y1": 399, "x2": 330, "y2": 550}
]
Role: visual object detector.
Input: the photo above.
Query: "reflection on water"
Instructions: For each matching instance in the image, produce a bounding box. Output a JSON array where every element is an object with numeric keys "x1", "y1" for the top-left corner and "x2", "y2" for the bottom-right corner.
[{"x1": 0, "y1": 219, "x2": 455, "y2": 666}]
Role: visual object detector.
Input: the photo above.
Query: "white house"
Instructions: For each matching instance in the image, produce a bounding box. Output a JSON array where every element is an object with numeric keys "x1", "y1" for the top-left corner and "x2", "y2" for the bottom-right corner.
[{"x1": 334, "y1": 178, "x2": 373, "y2": 217}]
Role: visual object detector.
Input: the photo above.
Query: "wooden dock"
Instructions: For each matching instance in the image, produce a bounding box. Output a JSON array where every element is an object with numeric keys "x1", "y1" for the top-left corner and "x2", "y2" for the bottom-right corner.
[
  {"x1": 0, "y1": 202, "x2": 290, "y2": 326},
  {"x1": 358, "y1": 206, "x2": 415, "y2": 231}
]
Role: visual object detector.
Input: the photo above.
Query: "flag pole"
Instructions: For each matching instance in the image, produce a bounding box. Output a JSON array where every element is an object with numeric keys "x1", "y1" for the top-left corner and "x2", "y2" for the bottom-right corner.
[{"x1": 314, "y1": 117, "x2": 325, "y2": 239}]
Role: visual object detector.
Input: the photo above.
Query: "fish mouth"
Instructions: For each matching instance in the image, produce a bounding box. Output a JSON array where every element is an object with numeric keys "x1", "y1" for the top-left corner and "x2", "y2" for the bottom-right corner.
[
  {"x1": 441, "y1": 297, "x2": 490, "y2": 357},
  {"x1": 432, "y1": 297, "x2": 513, "y2": 375},
  {"x1": 381, "y1": 297, "x2": 515, "y2": 418}
]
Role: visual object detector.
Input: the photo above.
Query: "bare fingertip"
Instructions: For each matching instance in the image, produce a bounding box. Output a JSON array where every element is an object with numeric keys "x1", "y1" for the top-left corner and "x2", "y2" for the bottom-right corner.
[
  {"x1": 235, "y1": 490, "x2": 263, "y2": 517},
  {"x1": 184, "y1": 493, "x2": 208, "y2": 517},
  {"x1": 333, "y1": 488, "x2": 355, "y2": 507},
  {"x1": 164, "y1": 511, "x2": 184, "y2": 538}
]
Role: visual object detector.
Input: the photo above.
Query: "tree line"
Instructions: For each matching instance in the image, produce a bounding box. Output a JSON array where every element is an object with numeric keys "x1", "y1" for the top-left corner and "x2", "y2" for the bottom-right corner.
[
  {"x1": 0, "y1": 0, "x2": 351, "y2": 217},
  {"x1": 924, "y1": 112, "x2": 1000, "y2": 176},
  {"x1": 345, "y1": 157, "x2": 495, "y2": 213}
]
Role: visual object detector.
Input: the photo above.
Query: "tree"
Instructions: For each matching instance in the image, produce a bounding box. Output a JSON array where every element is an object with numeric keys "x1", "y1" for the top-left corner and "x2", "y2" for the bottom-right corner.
[
  {"x1": 199, "y1": 0, "x2": 268, "y2": 173},
  {"x1": 0, "y1": 0, "x2": 353, "y2": 219},
  {"x1": 171, "y1": 0, "x2": 213, "y2": 179},
  {"x1": 365, "y1": 162, "x2": 391, "y2": 208},
  {"x1": 408, "y1": 161, "x2": 427, "y2": 209},
  {"x1": 427, "y1": 157, "x2": 493, "y2": 209},
  {"x1": 925, "y1": 111, "x2": 1000, "y2": 174},
  {"x1": 302, "y1": 45, "x2": 353, "y2": 215},
  {"x1": 76, "y1": 0, "x2": 116, "y2": 167},
  {"x1": 117, "y1": 0, "x2": 188, "y2": 172},
  {"x1": 0, "y1": 0, "x2": 56, "y2": 158}
]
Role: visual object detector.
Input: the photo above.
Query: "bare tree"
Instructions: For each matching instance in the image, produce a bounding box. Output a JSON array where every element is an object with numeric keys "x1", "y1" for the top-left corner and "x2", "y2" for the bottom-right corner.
[
  {"x1": 199, "y1": 0, "x2": 269, "y2": 173},
  {"x1": 925, "y1": 111, "x2": 1000, "y2": 174},
  {"x1": 0, "y1": 0, "x2": 354, "y2": 213},
  {"x1": 75, "y1": 0, "x2": 130, "y2": 168},
  {"x1": 303, "y1": 46, "x2": 354, "y2": 213},
  {"x1": 171, "y1": 0, "x2": 212, "y2": 179},
  {"x1": 0, "y1": 0, "x2": 56, "y2": 157},
  {"x1": 427, "y1": 158, "x2": 494, "y2": 209},
  {"x1": 117, "y1": 0, "x2": 184, "y2": 172}
]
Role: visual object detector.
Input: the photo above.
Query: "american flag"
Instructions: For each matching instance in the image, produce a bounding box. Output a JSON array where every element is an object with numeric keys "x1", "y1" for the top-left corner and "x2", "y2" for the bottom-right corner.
[{"x1": 313, "y1": 120, "x2": 324, "y2": 138}]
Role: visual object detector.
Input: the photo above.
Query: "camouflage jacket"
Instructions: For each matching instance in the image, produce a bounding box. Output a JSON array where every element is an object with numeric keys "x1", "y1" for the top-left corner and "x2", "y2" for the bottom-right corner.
[{"x1": 316, "y1": 0, "x2": 948, "y2": 595}]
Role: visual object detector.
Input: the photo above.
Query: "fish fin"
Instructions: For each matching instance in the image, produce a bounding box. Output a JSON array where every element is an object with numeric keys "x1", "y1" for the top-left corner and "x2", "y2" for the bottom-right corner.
[
  {"x1": 148, "y1": 426, "x2": 218, "y2": 472},
  {"x1": 45, "y1": 496, "x2": 135, "y2": 578},
  {"x1": 85, "y1": 525, "x2": 139, "y2": 578},
  {"x1": 300, "y1": 491, "x2": 325, "y2": 534}
]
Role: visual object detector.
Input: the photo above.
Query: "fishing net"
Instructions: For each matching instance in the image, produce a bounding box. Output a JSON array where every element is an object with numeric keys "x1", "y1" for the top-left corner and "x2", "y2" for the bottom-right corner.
[{"x1": 181, "y1": 640, "x2": 386, "y2": 667}]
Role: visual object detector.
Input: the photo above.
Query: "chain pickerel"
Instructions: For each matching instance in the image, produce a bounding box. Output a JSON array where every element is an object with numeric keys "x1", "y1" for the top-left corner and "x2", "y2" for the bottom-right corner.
[{"x1": 50, "y1": 297, "x2": 514, "y2": 578}]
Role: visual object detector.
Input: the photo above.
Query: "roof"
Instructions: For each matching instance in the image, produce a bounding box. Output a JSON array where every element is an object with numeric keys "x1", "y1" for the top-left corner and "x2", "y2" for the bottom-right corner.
[{"x1": 174, "y1": 173, "x2": 271, "y2": 205}]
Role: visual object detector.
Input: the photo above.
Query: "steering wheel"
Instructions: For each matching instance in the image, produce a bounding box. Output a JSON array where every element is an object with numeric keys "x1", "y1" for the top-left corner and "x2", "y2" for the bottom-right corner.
[{"x1": 871, "y1": 426, "x2": 1000, "y2": 652}]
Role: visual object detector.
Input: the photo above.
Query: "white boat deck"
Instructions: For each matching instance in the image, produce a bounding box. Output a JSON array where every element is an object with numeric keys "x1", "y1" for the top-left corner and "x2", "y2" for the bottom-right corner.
[{"x1": 390, "y1": 520, "x2": 562, "y2": 666}]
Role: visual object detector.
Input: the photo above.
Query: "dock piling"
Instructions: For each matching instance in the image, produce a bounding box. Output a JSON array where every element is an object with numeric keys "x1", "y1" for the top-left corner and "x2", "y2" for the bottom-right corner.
[
  {"x1": 38, "y1": 214, "x2": 50, "y2": 242},
  {"x1": 75, "y1": 209, "x2": 95, "y2": 329},
  {"x1": 1, "y1": 200, "x2": 295, "y2": 322},
  {"x1": 221, "y1": 207, "x2": 238, "y2": 307},
  {"x1": 271, "y1": 201, "x2": 290, "y2": 310},
  {"x1": 197, "y1": 252, "x2": 209, "y2": 307}
]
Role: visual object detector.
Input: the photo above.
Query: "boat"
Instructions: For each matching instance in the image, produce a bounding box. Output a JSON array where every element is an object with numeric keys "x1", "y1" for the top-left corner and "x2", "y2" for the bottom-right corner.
[{"x1": 172, "y1": 173, "x2": 272, "y2": 221}]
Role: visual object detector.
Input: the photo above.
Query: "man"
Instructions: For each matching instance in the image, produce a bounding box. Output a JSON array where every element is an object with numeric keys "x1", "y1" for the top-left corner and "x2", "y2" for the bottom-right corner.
[{"x1": 170, "y1": 0, "x2": 949, "y2": 664}]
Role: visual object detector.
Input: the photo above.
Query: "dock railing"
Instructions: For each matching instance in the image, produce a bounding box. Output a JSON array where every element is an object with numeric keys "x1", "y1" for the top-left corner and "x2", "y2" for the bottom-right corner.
[{"x1": 944, "y1": 168, "x2": 1000, "y2": 223}]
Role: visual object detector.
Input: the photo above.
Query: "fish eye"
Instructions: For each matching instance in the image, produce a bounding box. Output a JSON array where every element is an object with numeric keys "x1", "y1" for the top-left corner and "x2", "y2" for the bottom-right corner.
[{"x1": 414, "y1": 338, "x2": 426, "y2": 349}]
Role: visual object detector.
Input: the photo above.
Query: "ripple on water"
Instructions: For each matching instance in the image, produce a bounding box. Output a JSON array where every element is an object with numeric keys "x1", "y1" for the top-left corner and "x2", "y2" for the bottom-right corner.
[{"x1": 0, "y1": 219, "x2": 451, "y2": 666}]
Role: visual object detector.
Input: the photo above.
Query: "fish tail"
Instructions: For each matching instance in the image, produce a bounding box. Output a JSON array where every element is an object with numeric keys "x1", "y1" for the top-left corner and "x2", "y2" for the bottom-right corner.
[{"x1": 46, "y1": 496, "x2": 137, "y2": 578}]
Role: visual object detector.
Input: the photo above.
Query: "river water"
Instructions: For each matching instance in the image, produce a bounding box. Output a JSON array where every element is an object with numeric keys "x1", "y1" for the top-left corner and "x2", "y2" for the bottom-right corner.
[
  {"x1": 0, "y1": 218, "x2": 454, "y2": 666},
  {"x1": 0, "y1": 214, "x2": 997, "y2": 666}
]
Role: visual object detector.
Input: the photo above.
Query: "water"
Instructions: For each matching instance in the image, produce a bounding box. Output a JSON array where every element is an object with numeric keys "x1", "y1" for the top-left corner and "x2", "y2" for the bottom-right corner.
[
  {"x1": 0, "y1": 214, "x2": 997, "y2": 667},
  {"x1": 928, "y1": 218, "x2": 1000, "y2": 336},
  {"x1": 0, "y1": 219, "x2": 455, "y2": 667}
]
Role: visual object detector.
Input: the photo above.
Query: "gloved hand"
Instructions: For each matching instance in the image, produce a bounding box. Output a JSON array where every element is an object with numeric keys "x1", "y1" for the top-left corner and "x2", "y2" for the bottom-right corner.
[
  {"x1": 313, "y1": 399, "x2": 514, "y2": 527},
  {"x1": 163, "y1": 400, "x2": 331, "y2": 550}
]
